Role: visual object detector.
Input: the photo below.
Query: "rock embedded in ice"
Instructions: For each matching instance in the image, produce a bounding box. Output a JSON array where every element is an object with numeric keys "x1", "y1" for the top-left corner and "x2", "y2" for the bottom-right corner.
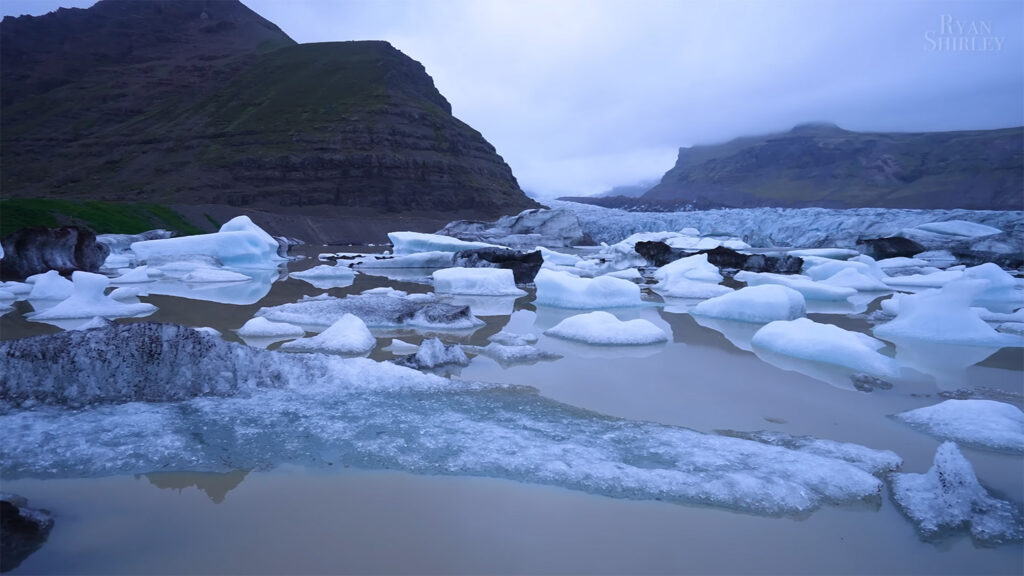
[
  {"x1": 131, "y1": 216, "x2": 285, "y2": 269},
  {"x1": 874, "y1": 279, "x2": 1020, "y2": 347},
  {"x1": 534, "y1": 268, "x2": 643, "y2": 309},
  {"x1": 436, "y1": 208, "x2": 587, "y2": 248},
  {"x1": 0, "y1": 494, "x2": 54, "y2": 573},
  {"x1": 545, "y1": 311, "x2": 668, "y2": 345},
  {"x1": 26, "y1": 270, "x2": 74, "y2": 300},
  {"x1": 280, "y1": 314, "x2": 376, "y2": 355},
  {"x1": 856, "y1": 236, "x2": 926, "y2": 260},
  {"x1": 27, "y1": 271, "x2": 157, "y2": 322},
  {"x1": 896, "y1": 399, "x2": 1024, "y2": 453},
  {"x1": 181, "y1": 268, "x2": 252, "y2": 283},
  {"x1": 736, "y1": 271, "x2": 856, "y2": 301},
  {"x1": 451, "y1": 248, "x2": 543, "y2": 284},
  {"x1": 257, "y1": 292, "x2": 483, "y2": 331},
  {"x1": 691, "y1": 285, "x2": 806, "y2": 324},
  {"x1": 432, "y1": 267, "x2": 526, "y2": 296},
  {"x1": 389, "y1": 231, "x2": 505, "y2": 256},
  {"x1": 890, "y1": 442, "x2": 1023, "y2": 544},
  {"x1": 0, "y1": 226, "x2": 109, "y2": 279},
  {"x1": 237, "y1": 317, "x2": 306, "y2": 340},
  {"x1": 394, "y1": 337, "x2": 469, "y2": 369},
  {"x1": 751, "y1": 318, "x2": 898, "y2": 378}
]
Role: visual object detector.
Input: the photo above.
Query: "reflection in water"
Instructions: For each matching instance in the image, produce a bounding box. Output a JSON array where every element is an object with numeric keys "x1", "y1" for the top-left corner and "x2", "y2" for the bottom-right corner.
[
  {"x1": 751, "y1": 348, "x2": 864, "y2": 391},
  {"x1": 144, "y1": 470, "x2": 250, "y2": 503},
  {"x1": 691, "y1": 316, "x2": 762, "y2": 352},
  {"x1": 440, "y1": 294, "x2": 521, "y2": 317},
  {"x1": 886, "y1": 338, "x2": 1003, "y2": 390},
  {"x1": 140, "y1": 268, "x2": 281, "y2": 305}
]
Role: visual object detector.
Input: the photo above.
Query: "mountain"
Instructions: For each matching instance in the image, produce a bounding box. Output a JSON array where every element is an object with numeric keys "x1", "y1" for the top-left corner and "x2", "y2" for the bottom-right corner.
[
  {"x1": 577, "y1": 123, "x2": 1023, "y2": 211},
  {"x1": 595, "y1": 179, "x2": 658, "y2": 198},
  {"x1": 1, "y1": 0, "x2": 538, "y2": 235}
]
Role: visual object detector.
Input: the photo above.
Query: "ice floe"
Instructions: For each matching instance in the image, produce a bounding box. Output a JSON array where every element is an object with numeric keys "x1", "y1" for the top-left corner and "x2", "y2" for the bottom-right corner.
[
  {"x1": 237, "y1": 317, "x2": 306, "y2": 340},
  {"x1": 465, "y1": 342, "x2": 562, "y2": 367},
  {"x1": 394, "y1": 337, "x2": 469, "y2": 369},
  {"x1": 26, "y1": 270, "x2": 74, "y2": 301},
  {"x1": 751, "y1": 318, "x2": 898, "y2": 379},
  {"x1": 289, "y1": 264, "x2": 356, "y2": 289},
  {"x1": 691, "y1": 285, "x2": 806, "y2": 324},
  {"x1": 432, "y1": 267, "x2": 526, "y2": 296},
  {"x1": 720, "y1": 430, "x2": 902, "y2": 474},
  {"x1": 896, "y1": 400, "x2": 1024, "y2": 453},
  {"x1": 26, "y1": 271, "x2": 156, "y2": 326},
  {"x1": 736, "y1": 271, "x2": 856, "y2": 301},
  {"x1": 256, "y1": 292, "x2": 483, "y2": 332},
  {"x1": 890, "y1": 442, "x2": 1022, "y2": 544},
  {"x1": 181, "y1": 268, "x2": 252, "y2": 283},
  {"x1": 110, "y1": 265, "x2": 156, "y2": 284},
  {"x1": 534, "y1": 268, "x2": 643, "y2": 309},
  {"x1": 652, "y1": 254, "x2": 732, "y2": 299},
  {"x1": 545, "y1": 311, "x2": 668, "y2": 346},
  {"x1": 131, "y1": 216, "x2": 285, "y2": 269},
  {"x1": 280, "y1": 314, "x2": 376, "y2": 355},
  {"x1": 389, "y1": 232, "x2": 504, "y2": 255}
]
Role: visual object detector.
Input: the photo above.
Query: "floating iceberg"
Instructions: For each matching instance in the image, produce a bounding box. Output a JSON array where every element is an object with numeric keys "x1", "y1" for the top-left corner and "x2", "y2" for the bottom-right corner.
[
  {"x1": 465, "y1": 342, "x2": 562, "y2": 367},
  {"x1": 432, "y1": 267, "x2": 526, "y2": 296},
  {"x1": 883, "y1": 269, "x2": 964, "y2": 289},
  {"x1": 131, "y1": 216, "x2": 285, "y2": 269},
  {"x1": 280, "y1": 314, "x2": 376, "y2": 355},
  {"x1": 181, "y1": 268, "x2": 252, "y2": 283},
  {"x1": 533, "y1": 269, "x2": 643, "y2": 309},
  {"x1": 751, "y1": 318, "x2": 898, "y2": 378},
  {"x1": 110, "y1": 265, "x2": 156, "y2": 284},
  {"x1": 545, "y1": 311, "x2": 668, "y2": 346},
  {"x1": 691, "y1": 285, "x2": 806, "y2": 324},
  {"x1": 256, "y1": 292, "x2": 483, "y2": 332},
  {"x1": 289, "y1": 265, "x2": 356, "y2": 290},
  {"x1": 489, "y1": 330, "x2": 539, "y2": 346},
  {"x1": 237, "y1": 317, "x2": 306, "y2": 340},
  {"x1": 388, "y1": 232, "x2": 504, "y2": 256},
  {"x1": 896, "y1": 400, "x2": 1024, "y2": 453},
  {"x1": 652, "y1": 254, "x2": 732, "y2": 299},
  {"x1": 736, "y1": 271, "x2": 856, "y2": 301},
  {"x1": 395, "y1": 337, "x2": 469, "y2": 369},
  {"x1": 27, "y1": 272, "x2": 156, "y2": 323},
  {"x1": 25, "y1": 270, "x2": 73, "y2": 300},
  {"x1": 537, "y1": 246, "x2": 581, "y2": 267},
  {"x1": 890, "y1": 442, "x2": 1022, "y2": 544},
  {"x1": 352, "y1": 251, "x2": 455, "y2": 269}
]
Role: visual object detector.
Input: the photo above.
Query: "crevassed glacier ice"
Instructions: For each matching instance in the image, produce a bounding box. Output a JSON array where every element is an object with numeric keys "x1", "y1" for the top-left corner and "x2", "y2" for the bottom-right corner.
[
  {"x1": 0, "y1": 323, "x2": 888, "y2": 517},
  {"x1": 896, "y1": 400, "x2": 1024, "y2": 453},
  {"x1": 256, "y1": 292, "x2": 483, "y2": 331},
  {"x1": 890, "y1": 442, "x2": 1023, "y2": 544}
]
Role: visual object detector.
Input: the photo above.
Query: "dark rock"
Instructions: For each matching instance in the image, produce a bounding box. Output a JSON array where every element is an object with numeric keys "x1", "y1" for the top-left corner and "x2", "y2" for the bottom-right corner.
[
  {"x1": 634, "y1": 242, "x2": 803, "y2": 275},
  {"x1": 0, "y1": 495, "x2": 54, "y2": 573},
  {"x1": 856, "y1": 236, "x2": 925, "y2": 259},
  {"x1": 257, "y1": 293, "x2": 481, "y2": 331},
  {"x1": 0, "y1": 226, "x2": 110, "y2": 280},
  {"x1": 850, "y1": 374, "x2": 894, "y2": 393},
  {"x1": 452, "y1": 248, "x2": 543, "y2": 284}
]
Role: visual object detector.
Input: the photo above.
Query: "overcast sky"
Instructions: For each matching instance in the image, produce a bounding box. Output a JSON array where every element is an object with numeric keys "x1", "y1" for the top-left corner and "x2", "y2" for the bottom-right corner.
[{"x1": 3, "y1": 0, "x2": 1022, "y2": 198}]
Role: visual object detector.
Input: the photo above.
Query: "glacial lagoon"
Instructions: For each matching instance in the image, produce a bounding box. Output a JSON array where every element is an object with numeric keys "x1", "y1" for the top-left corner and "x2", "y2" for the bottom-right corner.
[{"x1": 1, "y1": 239, "x2": 1023, "y2": 574}]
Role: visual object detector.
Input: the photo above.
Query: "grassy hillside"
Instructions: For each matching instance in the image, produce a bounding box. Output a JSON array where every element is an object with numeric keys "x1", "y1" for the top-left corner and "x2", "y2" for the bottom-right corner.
[{"x1": 0, "y1": 199, "x2": 203, "y2": 238}]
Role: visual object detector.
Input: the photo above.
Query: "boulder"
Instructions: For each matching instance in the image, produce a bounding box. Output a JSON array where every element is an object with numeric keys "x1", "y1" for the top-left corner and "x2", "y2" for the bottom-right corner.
[
  {"x1": 1, "y1": 226, "x2": 109, "y2": 280},
  {"x1": 0, "y1": 495, "x2": 54, "y2": 573},
  {"x1": 452, "y1": 248, "x2": 543, "y2": 284}
]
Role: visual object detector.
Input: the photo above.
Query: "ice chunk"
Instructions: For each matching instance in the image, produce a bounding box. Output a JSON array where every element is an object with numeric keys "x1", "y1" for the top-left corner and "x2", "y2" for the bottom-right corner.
[
  {"x1": 913, "y1": 221, "x2": 1002, "y2": 238},
  {"x1": 883, "y1": 269, "x2": 964, "y2": 289},
  {"x1": 914, "y1": 250, "x2": 957, "y2": 268},
  {"x1": 605, "y1": 268, "x2": 642, "y2": 281},
  {"x1": 237, "y1": 317, "x2": 306, "y2": 340},
  {"x1": 818, "y1": 267, "x2": 892, "y2": 292},
  {"x1": 691, "y1": 285, "x2": 806, "y2": 324},
  {"x1": 257, "y1": 292, "x2": 483, "y2": 331},
  {"x1": 998, "y1": 322, "x2": 1024, "y2": 336},
  {"x1": 736, "y1": 271, "x2": 856, "y2": 301},
  {"x1": 110, "y1": 265, "x2": 155, "y2": 284},
  {"x1": 383, "y1": 338, "x2": 420, "y2": 354},
  {"x1": 26, "y1": 270, "x2": 73, "y2": 300},
  {"x1": 395, "y1": 337, "x2": 469, "y2": 369},
  {"x1": 131, "y1": 217, "x2": 284, "y2": 269},
  {"x1": 751, "y1": 318, "x2": 898, "y2": 378},
  {"x1": 534, "y1": 268, "x2": 643, "y2": 309},
  {"x1": 280, "y1": 314, "x2": 376, "y2": 355},
  {"x1": 0, "y1": 281, "x2": 32, "y2": 298},
  {"x1": 489, "y1": 330, "x2": 539, "y2": 346},
  {"x1": 652, "y1": 254, "x2": 733, "y2": 299},
  {"x1": 432, "y1": 267, "x2": 526, "y2": 296},
  {"x1": 788, "y1": 248, "x2": 859, "y2": 259},
  {"x1": 545, "y1": 311, "x2": 668, "y2": 345},
  {"x1": 720, "y1": 430, "x2": 902, "y2": 474},
  {"x1": 963, "y1": 263, "x2": 1024, "y2": 309},
  {"x1": 388, "y1": 232, "x2": 505, "y2": 256},
  {"x1": 27, "y1": 271, "x2": 156, "y2": 323},
  {"x1": 890, "y1": 442, "x2": 1022, "y2": 544},
  {"x1": 352, "y1": 251, "x2": 455, "y2": 269},
  {"x1": 874, "y1": 280, "x2": 1021, "y2": 347},
  {"x1": 537, "y1": 246, "x2": 581, "y2": 267},
  {"x1": 290, "y1": 265, "x2": 356, "y2": 290},
  {"x1": 896, "y1": 400, "x2": 1024, "y2": 453},
  {"x1": 181, "y1": 268, "x2": 252, "y2": 283},
  {"x1": 465, "y1": 342, "x2": 562, "y2": 367}
]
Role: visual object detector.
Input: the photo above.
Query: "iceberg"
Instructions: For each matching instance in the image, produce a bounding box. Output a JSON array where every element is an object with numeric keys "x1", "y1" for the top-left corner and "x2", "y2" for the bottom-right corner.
[
  {"x1": 25, "y1": 270, "x2": 74, "y2": 301},
  {"x1": 736, "y1": 271, "x2": 856, "y2": 301},
  {"x1": 388, "y1": 231, "x2": 505, "y2": 256},
  {"x1": 181, "y1": 268, "x2": 252, "y2": 284},
  {"x1": 256, "y1": 292, "x2": 483, "y2": 332},
  {"x1": 691, "y1": 285, "x2": 806, "y2": 324},
  {"x1": 465, "y1": 342, "x2": 562, "y2": 367},
  {"x1": 545, "y1": 311, "x2": 668, "y2": 346},
  {"x1": 280, "y1": 314, "x2": 376, "y2": 355},
  {"x1": 432, "y1": 267, "x2": 526, "y2": 296},
  {"x1": 289, "y1": 264, "x2": 356, "y2": 290},
  {"x1": 131, "y1": 216, "x2": 285, "y2": 269},
  {"x1": 110, "y1": 265, "x2": 156, "y2": 284},
  {"x1": 237, "y1": 317, "x2": 306, "y2": 340},
  {"x1": 890, "y1": 442, "x2": 1022, "y2": 544},
  {"x1": 394, "y1": 337, "x2": 469, "y2": 369},
  {"x1": 26, "y1": 271, "x2": 156, "y2": 323},
  {"x1": 537, "y1": 246, "x2": 581, "y2": 267},
  {"x1": 652, "y1": 254, "x2": 733, "y2": 299},
  {"x1": 352, "y1": 251, "x2": 455, "y2": 270},
  {"x1": 751, "y1": 318, "x2": 898, "y2": 379},
  {"x1": 896, "y1": 400, "x2": 1024, "y2": 453},
  {"x1": 489, "y1": 329, "x2": 539, "y2": 346},
  {"x1": 534, "y1": 269, "x2": 643, "y2": 309}
]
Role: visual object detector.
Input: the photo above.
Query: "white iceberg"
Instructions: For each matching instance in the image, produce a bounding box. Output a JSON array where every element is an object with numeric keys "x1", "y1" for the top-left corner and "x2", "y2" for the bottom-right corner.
[
  {"x1": 26, "y1": 270, "x2": 74, "y2": 300},
  {"x1": 257, "y1": 292, "x2": 483, "y2": 332},
  {"x1": 890, "y1": 442, "x2": 1022, "y2": 544},
  {"x1": 652, "y1": 254, "x2": 732, "y2": 299},
  {"x1": 536, "y1": 246, "x2": 581, "y2": 267},
  {"x1": 237, "y1": 317, "x2": 306, "y2": 340},
  {"x1": 534, "y1": 268, "x2": 643, "y2": 309},
  {"x1": 131, "y1": 216, "x2": 284, "y2": 269},
  {"x1": 545, "y1": 311, "x2": 668, "y2": 346},
  {"x1": 388, "y1": 231, "x2": 505, "y2": 255},
  {"x1": 27, "y1": 271, "x2": 157, "y2": 323},
  {"x1": 751, "y1": 318, "x2": 898, "y2": 378},
  {"x1": 110, "y1": 265, "x2": 156, "y2": 284},
  {"x1": 290, "y1": 264, "x2": 356, "y2": 289},
  {"x1": 383, "y1": 338, "x2": 420, "y2": 354},
  {"x1": 465, "y1": 342, "x2": 561, "y2": 367},
  {"x1": 736, "y1": 271, "x2": 856, "y2": 301},
  {"x1": 489, "y1": 329, "x2": 538, "y2": 346},
  {"x1": 352, "y1": 251, "x2": 455, "y2": 269},
  {"x1": 883, "y1": 269, "x2": 964, "y2": 289},
  {"x1": 691, "y1": 285, "x2": 806, "y2": 324},
  {"x1": 896, "y1": 400, "x2": 1024, "y2": 453},
  {"x1": 432, "y1": 267, "x2": 525, "y2": 296},
  {"x1": 280, "y1": 313, "x2": 376, "y2": 355},
  {"x1": 181, "y1": 268, "x2": 252, "y2": 284}
]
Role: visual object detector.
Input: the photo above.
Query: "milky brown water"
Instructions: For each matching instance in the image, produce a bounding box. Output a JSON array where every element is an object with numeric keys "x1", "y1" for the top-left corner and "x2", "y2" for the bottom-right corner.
[{"x1": 2, "y1": 246, "x2": 1022, "y2": 574}]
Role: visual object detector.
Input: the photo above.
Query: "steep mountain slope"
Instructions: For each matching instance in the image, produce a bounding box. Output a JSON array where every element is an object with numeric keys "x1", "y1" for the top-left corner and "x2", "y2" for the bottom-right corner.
[
  {"x1": 1, "y1": 0, "x2": 538, "y2": 222},
  {"x1": 639, "y1": 123, "x2": 1023, "y2": 210}
]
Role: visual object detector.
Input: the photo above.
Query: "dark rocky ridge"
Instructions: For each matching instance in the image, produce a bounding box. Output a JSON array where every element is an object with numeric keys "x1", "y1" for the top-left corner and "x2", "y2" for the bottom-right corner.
[
  {"x1": 2, "y1": 0, "x2": 539, "y2": 221},
  {"x1": 567, "y1": 123, "x2": 1023, "y2": 211}
]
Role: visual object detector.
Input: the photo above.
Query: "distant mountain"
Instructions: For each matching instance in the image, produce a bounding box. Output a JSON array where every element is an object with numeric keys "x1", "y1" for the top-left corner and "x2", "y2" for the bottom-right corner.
[
  {"x1": 595, "y1": 180, "x2": 658, "y2": 198},
  {"x1": 572, "y1": 123, "x2": 1023, "y2": 211},
  {"x1": 1, "y1": 0, "x2": 538, "y2": 223}
]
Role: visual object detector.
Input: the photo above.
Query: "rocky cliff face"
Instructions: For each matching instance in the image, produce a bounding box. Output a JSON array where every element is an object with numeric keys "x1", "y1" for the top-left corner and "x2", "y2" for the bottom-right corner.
[
  {"x1": 1, "y1": 0, "x2": 538, "y2": 219},
  {"x1": 638, "y1": 123, "x2": 1023, "y2": 211}
]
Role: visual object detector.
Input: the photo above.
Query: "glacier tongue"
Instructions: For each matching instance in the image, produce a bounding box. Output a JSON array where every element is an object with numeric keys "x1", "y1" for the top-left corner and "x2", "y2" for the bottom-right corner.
[{"x1": 0, "y1": 322, "x2": 889, "y2": 517}]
